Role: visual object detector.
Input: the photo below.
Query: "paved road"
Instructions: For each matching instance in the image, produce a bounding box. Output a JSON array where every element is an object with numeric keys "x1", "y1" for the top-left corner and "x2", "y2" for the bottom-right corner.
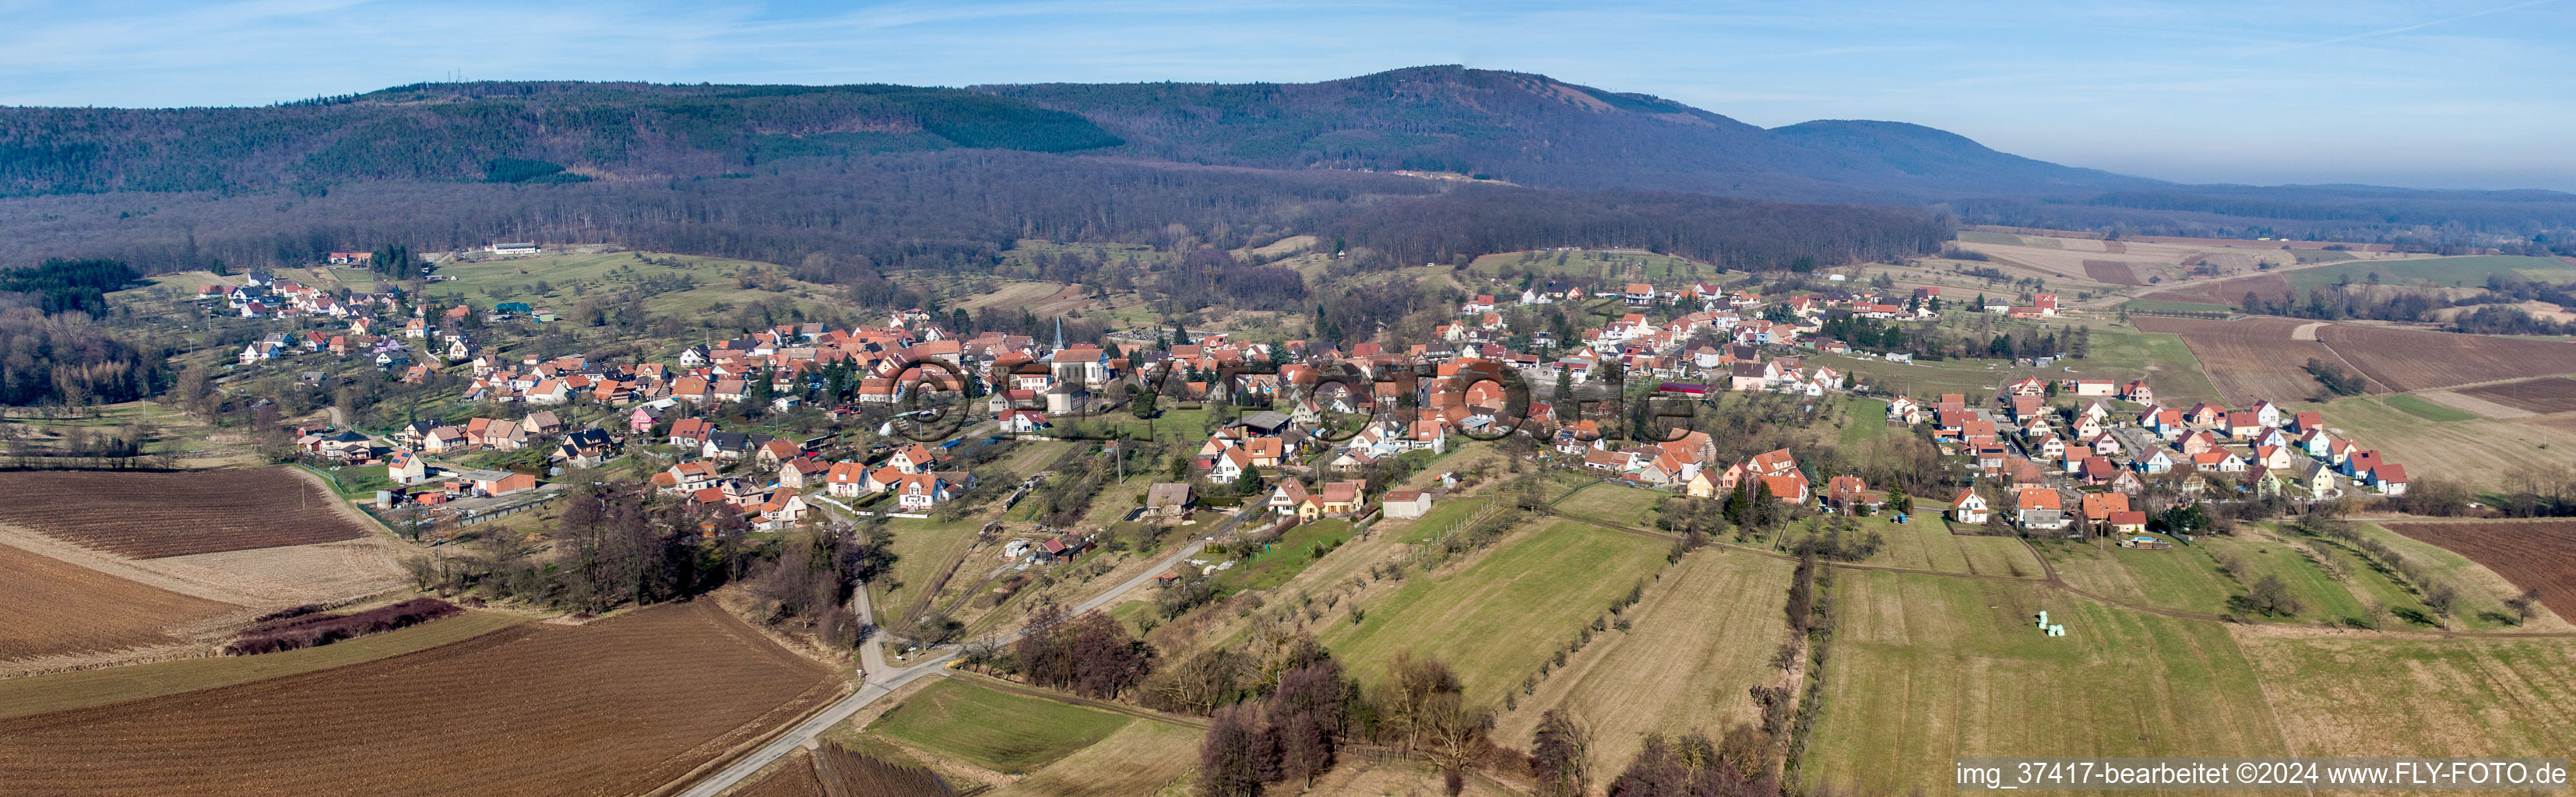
[{"x1": 668, "y1": 536, "x2": 1209, "y2": 797}]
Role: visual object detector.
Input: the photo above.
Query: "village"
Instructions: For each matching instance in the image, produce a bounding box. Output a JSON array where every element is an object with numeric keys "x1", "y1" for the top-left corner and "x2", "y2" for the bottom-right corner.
[{"x1": 226, "y1": 252, "x2": 2423, "y2": 585}]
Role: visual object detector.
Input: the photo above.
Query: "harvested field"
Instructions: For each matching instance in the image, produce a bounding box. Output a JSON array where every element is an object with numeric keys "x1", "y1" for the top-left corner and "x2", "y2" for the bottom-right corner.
[
  {"x1": 0, "y1": 541, "x2": 238, "y2": 664},
  {"x1": 0, "y1": 600, "x2": 841, "y2": 797},
  {"x1": 2315, "y1": 325, "x2": 2576, "y2": 391},
  {"x1": 989, "y1": 721, "x2": 1199, "y2": 797},
  {"x1": 0, "y1": 520, "x2": 406, "y2": 609},
  {"x1": 2384, "y1": 520, "x2": 2576, "y2": 617},
  {"x1": 2133, "y1": 316, "x2": 2365, "y2": 405},
  {"x1": 2454, "y1": 377, "x2": 2576, "y2": 415},
  {"x1": 2237, "y1": 634, "x2": 2576, "y2": 757},
  {"x1": 2141, "y1": 272, "x2": 2290, "y2": 308},
  {"x1": 2296, "y1": 396, "x2": 2576, "y2": 490},
  {"x1": 0, "y1": 467, "x2": 368, "y2": 558},
  {"x1": 2082, "y1": 259, "x2": 2142, "y2": 285}
]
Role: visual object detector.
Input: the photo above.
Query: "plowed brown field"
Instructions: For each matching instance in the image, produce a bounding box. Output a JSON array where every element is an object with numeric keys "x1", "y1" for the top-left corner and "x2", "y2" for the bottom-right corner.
[
  {"x1": 0, "y1": 468, "x2": 367, "y2": 558},
  {"x1": 2083, "y1": 260, "x2": 2143, "y2": 285},
  {"x1": 2458, "y1": 377, "x2": 2576, "y2": 415},
  {"x1": 0, "y1": 600, "x2": 841, "y2": 797},
  {"x1": 2384, "y1": 520, "x2": 2576, "y2": 617},
  {"x1": 2316, "y1": 326, "x2": 2576, "y2": 391},
  {"x1": 0, "y1": 542, "x2": 237, "y2": 663},
  {"x1": 2132, "y1": 316, "x2": 2363, "y2": 405}
]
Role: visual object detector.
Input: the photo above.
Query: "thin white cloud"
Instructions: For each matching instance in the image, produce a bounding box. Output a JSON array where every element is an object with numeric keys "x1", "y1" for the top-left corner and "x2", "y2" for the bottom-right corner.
[{"x1": 2250, "y1": 0, "x2": 2561, "y2": 54}]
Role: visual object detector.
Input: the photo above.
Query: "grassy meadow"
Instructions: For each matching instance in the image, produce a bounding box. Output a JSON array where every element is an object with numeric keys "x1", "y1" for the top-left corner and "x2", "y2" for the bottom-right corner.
[
  {"x1": 1322, "y1": 518, "x2": 1669, "y2": 703},
  {"x1": 1802, "y1": 571, "x2": 2290, "y2": 794},
  {"x1": 866, "y1": 678, "x2": 1132, "y2": 774}
]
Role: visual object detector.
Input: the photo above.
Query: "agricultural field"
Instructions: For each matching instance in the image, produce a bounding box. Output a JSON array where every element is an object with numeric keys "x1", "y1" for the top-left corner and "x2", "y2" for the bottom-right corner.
[
  {"x1": 988, "y1": 719, "x2": 1202, "y2": 797},
  {"x1": 2133, "y1": 315, "x2": 2366, "y2": 404},
  {"x1": 865, "y1": 678, "x2": 1133, "y2": 774},
  {"x1": 0, "y1": 467, "x2": 370, "y2": 558},
  {"x1": 2285, "y1": 395, "x2": 2576, "y2": 489},
  {"x1": 0, "y1": 541, "x2": 238, "y2": 665},
  {"x1": 871, "y1": 516, "x2": 996, "y2": 628},
  {"x1": 0, "y1": 611, "x2": 525, "y2": 718},
  {"x1": 737, "y1": 743, "x2": 963, "y2": 797},
  {"x1": 1494, "y1": 550, "x2": 1796, "y2": 778},
  {"x1": 2236, "y1": 634, "x2": 2576, "y2": 757},
  {"x1": 1549, "y1": 482, "x2": 1663, "y2": 528},
  {"x1": 0, "y1": 600, "x2": 840, "y2": 797},
  {"x1": 1321, "y1": 518, "x2": 1669, "y2": 703},
  {"x1": 2456, "y1": 376, "x2": 2576, "y2": 415},
  {"x1": 2382, "y1": 520, "x2": 2576, "y2": 619},
  {"x1": 1860, "y1": 518, "x2": 2043, "y2": 578},
  {"x1": 2039, "y1": 533, "x2": 2377, "y2": 625},
  {"x1": 2279, "y1": 255, "x2": 2576, "y2": 293},
  {"x1": 419, "y1": 251, "x2": 842, "y2": 318},
  {"x1": 2315, "y1": 324, "x2": 2576, "y2": 391},
  {"x1": 1212, "y1": 518, "x2": 1359, "y2": 595},
  {"x1": 2379, "y1": 393, "x2": 2479, "y2": 422},
  {"x1": 2082, "y1": 259, "x2": 2145, "y2": 285},
  {"x1": 2065, "y1": 324, "x2": 2227, "y2": 406},
  {"x1": 1801, "y1": 571, "x2": 2289, "y2": 795},
  {"x1": 2137, "y1": 272, "x2": 2292, "y2": 308}
]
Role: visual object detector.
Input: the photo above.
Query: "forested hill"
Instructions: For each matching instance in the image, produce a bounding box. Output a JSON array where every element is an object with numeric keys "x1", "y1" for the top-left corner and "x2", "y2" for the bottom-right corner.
[
  {"x1": 976, "y1": 65, "x2": 2161, "y2": 202},
  {"x1": 0, "y1": 83, "x2": 1123, "y2": 195}
]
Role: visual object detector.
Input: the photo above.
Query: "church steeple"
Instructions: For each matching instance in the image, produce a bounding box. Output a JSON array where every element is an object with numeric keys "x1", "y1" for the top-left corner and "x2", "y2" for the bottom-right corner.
[{"x1": 1053, "y1": 317, "x2": 1065, "y2": 351}]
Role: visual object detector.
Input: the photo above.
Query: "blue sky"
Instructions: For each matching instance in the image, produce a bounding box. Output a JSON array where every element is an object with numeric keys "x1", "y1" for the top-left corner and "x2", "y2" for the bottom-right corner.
[{"x1": 5, "y1": 0, "x2": 2572, "y2": 190}]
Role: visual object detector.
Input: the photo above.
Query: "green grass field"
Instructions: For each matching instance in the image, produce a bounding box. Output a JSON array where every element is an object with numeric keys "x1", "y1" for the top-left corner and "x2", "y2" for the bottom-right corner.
[
  {"x1": 1814, "y1": 353, "x2": 2017, "y2": 398},
  {"x1": 1550, "y1": 483, "x2": 1663, "y2": 528},
  {"x1": 1856, "y1": 517, "x2": 2044, "y2": 578},
  {"x1": 2078, "y1": 325, "x2": 2227, "y2": 406},
  {"x1": 2283, "y1": 255, "x2": 2576, "y2": 292},
  {"x1": 2039, "y1": 533, "x2": 2384, "y2": 625},
  {"x1": 1383, "y1": 496, "x2": 1494, "y2": 546},
  {"x1": 1323, "y1": 519, "x2": 1668, "y2": 703},
  {"x1": 871, "y1": 517, "x2": 993, "y2": 627},
  {"x1": 1803, "y1": 571, "x2": 2289, "y2": 794},
  {"x1": 418, "y1": 251, "x2": 838, "y2": 318},
  {"x1": 866, "y1": 678, "x2": 1132, "y2": 774},
  {"x1": 0, "y1": 612, "x2": 525, "y2": 720},
  {"x1": 1835, "y1": 398, "x2": 1895, "y2": 447},
  {"x1": 2379, "y1": 393, "x2": 2478, "y2": 422},
  {"x1": 1214, "y1": 518, "x2": 1359, "y2": 595},
  {"x1": 2121, "y1": 298, "x2": 2238, "y2": 314}
]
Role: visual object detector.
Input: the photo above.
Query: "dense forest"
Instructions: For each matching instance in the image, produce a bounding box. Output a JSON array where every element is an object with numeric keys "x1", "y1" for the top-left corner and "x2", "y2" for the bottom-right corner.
[
  {"x1": 980, "y1": 66, "x2": 2150, "y2": 202},
  {"x1": 0, "y1": 149, "x2": 1951, "y2": 295},
  {"x1": 0, "y1": 82, "x2": 1122, "y2": 196}
]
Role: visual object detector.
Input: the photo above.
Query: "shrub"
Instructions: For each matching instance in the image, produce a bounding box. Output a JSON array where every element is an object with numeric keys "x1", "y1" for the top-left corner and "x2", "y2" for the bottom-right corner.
[{"x1": 223, "y1": 598, "x2": 462, "y2": 655}]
